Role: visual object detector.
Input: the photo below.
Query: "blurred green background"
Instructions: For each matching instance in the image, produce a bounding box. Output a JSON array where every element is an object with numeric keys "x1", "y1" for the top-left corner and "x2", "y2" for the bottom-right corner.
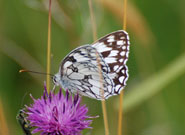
[{"x1": 0, "y1": 0, "x2": 185, "y2": 134}]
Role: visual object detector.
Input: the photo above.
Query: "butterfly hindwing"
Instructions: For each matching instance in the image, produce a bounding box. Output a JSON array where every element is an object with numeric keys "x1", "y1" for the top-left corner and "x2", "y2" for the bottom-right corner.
[{"x1": 92, "y1": 30, "x2": 130, "y2": 94}]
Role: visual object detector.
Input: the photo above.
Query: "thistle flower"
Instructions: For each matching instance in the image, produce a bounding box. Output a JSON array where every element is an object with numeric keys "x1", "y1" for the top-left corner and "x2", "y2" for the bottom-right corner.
[{"x1": 26, "y1": 86, "x2": 95, "y2": 135}]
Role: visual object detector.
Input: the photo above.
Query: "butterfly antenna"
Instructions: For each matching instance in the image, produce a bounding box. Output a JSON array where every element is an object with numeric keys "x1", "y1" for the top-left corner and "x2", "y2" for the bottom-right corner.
[
  {"x1": 19, "y1": 69, "x2": 54, "y2": 77},
  {"x1": 20, "y1": 92, "x2": 28, "y2": 108}
]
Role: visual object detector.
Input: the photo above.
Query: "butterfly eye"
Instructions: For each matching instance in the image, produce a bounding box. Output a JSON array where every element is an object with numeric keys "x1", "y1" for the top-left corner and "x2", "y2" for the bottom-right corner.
[{"x1": 52, "y1": 75, "x2": 60, "y2": 86}]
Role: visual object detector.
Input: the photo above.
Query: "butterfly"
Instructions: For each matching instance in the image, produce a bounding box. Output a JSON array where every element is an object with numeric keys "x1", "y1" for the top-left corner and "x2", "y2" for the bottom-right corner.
[{"x1": 53, "y1": 30, "x2": 130, "y2": 100}]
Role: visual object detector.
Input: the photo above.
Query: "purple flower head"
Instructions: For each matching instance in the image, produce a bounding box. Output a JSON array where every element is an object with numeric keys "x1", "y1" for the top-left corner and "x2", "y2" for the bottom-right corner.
[{"x1": 26, "y1": 85, "x2": 96, "y2": 135}]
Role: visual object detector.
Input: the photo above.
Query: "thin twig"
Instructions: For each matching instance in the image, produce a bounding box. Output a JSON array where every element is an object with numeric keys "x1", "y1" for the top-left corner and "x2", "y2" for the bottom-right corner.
[
  {"x1": 46, "y1": 0, "x2": 52, "y2": 92},
  {"x1": 101, "y1": 99, "x2": 109, "y2": 135},
  {"x1": 118, "y1": 91, "x2": 124, "y2": 135},
  {"x1": 88, "y1": 0, "x2": 109, "y2": 134},
  {"x1": 118, "y1": 0, "x2": 127, "y2": 135},
  {"x1": 96, "y1": 50, "x2": 109, "y2": 135},
  {"x1": 123, "y1": 0, "x2": 127, "y2": 31}
]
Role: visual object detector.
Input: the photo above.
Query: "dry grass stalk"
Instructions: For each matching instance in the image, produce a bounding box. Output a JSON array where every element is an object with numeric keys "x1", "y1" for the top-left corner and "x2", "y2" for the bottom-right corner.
[
  {"x1": 46, "y1": 0, "x2": 52, "y2": 92},
  {"x1": 88, "y1": 0, "x2": 109, "y2": 134},
  {"x1": 118, "y1": 0, "x2": 127, "y2": 134}
]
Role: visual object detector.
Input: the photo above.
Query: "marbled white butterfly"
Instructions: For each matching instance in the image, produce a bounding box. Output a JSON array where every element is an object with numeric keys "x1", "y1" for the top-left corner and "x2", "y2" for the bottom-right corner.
[{"x1": 53, "y1": 30, "x2": 130, "y2": 100}]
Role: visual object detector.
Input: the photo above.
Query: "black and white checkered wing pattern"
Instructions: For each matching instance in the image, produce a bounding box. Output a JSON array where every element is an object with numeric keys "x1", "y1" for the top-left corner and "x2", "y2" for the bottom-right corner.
[
  {"x1": 59, "y1": 45, "x2": 115, "y2": 100},
  {"x1": 92, "y1": 30, "x2": 130, "y2": 94},
  {"x1": 55, "y1": 30, "x2": 130, "y2": 100}
]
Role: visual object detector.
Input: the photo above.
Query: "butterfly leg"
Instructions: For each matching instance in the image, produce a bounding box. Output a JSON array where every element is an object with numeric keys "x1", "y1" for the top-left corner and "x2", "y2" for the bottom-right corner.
[{"x1": 51, "y1": 85, "x2": 56, "y2": 93}]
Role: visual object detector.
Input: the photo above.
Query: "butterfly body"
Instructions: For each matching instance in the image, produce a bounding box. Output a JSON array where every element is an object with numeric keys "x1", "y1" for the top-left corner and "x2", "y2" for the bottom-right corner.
[{"x1": 53, "y1": 30, "x2": 130, "y2": 100}]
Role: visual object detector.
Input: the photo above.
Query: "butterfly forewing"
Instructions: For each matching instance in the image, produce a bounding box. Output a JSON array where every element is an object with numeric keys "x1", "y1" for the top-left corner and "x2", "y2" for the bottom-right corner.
[
  {"x1": 92, "y1": 30, "x2": 130, "y2": 94},
  {"x1": 59, "y1": 45, "x2": 114, "y2": 100}
]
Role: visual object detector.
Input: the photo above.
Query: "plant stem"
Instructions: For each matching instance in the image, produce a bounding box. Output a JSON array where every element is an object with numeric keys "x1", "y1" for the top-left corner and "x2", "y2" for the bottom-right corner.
[
  {"x1": 47, "y1": 0, "x2": 52, "y2": 92},
  {"x1": 118, "y1": 0, "x2": 127, "y2": 135},
  {"x1": 88, "y1": 0, "x2": 109, "y2": 134}
]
